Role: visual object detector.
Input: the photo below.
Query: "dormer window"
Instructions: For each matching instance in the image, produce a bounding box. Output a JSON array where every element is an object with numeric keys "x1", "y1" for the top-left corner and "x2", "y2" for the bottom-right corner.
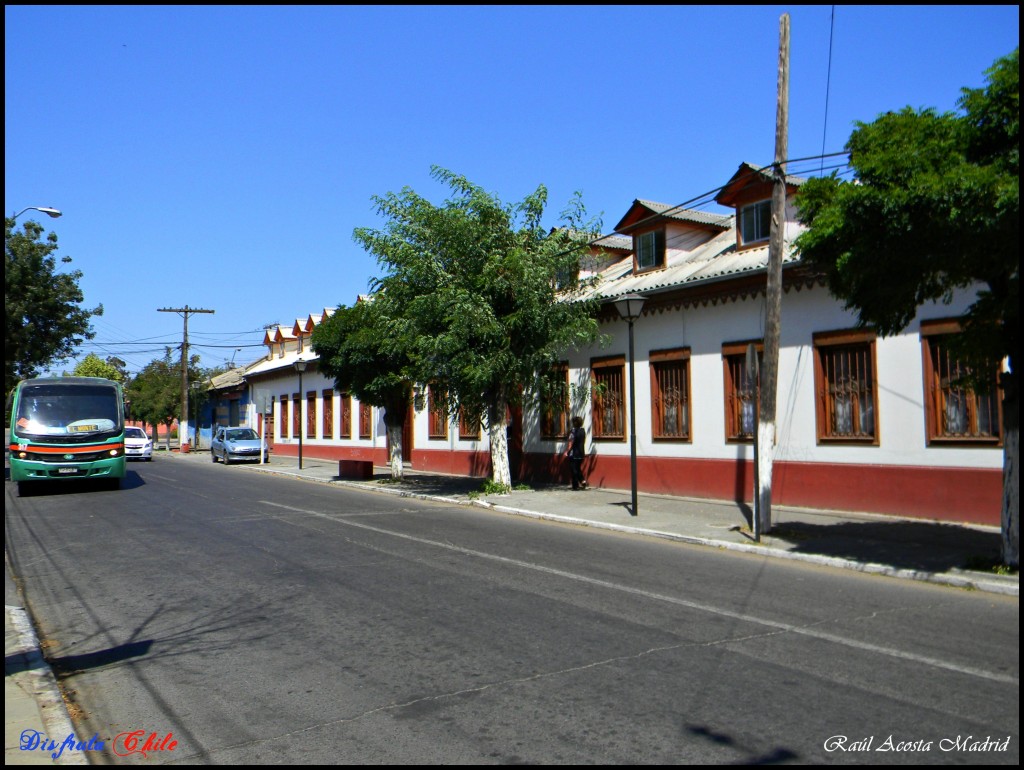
[
  {"x1": 740, "y1": 200, "x2": 771, "y2": 246},
  {"x1": 635, "y1": 229, "x2": 665, "y2": 272}
]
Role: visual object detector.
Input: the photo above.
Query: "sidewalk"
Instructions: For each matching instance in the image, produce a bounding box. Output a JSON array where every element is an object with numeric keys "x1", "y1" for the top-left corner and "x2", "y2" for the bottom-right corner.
[
  {"x1": 195, "y1": 450, "x2": 1018, "y2": 595},
  {"x1": 5, "y1": 449, "x2": 1017, "y2": 765}
]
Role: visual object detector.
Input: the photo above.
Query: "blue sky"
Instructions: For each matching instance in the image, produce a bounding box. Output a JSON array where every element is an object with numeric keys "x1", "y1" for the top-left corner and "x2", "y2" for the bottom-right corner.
[{"x1": 5, "y1": 5, "x2": 1019, "y2": 377}]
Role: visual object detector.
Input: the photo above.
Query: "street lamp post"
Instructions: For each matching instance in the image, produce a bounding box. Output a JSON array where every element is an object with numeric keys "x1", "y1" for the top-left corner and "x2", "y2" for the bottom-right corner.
[
  {"x1": 294, "y1": 359, "x2": 307, "y2": 470},
  {"x1": 612, "y1": 294, "x2": 646, "y2": 517}
]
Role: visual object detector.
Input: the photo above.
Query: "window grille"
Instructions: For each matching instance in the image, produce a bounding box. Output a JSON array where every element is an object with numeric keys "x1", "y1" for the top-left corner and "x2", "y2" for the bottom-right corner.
[
  {"x1": 540, "y1": 364, "x2": 570, "y2": 439},
  {"x1": 722, "y1": 342, "x2": 762, "y2": 442},
  {"x1": 650, "y1": 352, "x2": 690, "y2": 440},
  {"x1": 592, "y1": 360, "x2": 625, "y2": 439},
  {"x1": 923, "y1": 331, "x2": 1001, "y2": 443},
  {"x1": 322, "y1": 390, "x2": 334, "y2": 439},
  {"x1": 339, "y1": 393, "x2": 351, "y2": 439},
  {"x1": 359, "y1": 402, "x2": 373, "y2": 440},
  {"x1": 428, "y1": 386, "x2": 448, "y2": 440},
  {"x1": 817, "y1": 342, "x2": 875, "y2": 440}
]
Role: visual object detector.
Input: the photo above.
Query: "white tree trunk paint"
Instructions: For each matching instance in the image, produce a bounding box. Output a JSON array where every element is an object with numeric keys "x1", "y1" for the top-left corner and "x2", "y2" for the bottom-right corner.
[
  {"x1": 757, "y1": 421, "x2": 775, "y2": 535},
  {"x1": 387, "y1": 423, "x2": 404, "y2": 480},
  {"x1": 488, "y1": 408, "x2": 511, "y2": 489}
]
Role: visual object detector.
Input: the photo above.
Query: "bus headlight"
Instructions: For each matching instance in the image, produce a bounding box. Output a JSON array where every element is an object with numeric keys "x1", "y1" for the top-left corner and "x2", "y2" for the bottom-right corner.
[
  {"x1": 17, "y1": 451, "x2": 27, "y2": 459},
  {"x1": 109, "y1": 449, "x2": 120, "y2": 457}
]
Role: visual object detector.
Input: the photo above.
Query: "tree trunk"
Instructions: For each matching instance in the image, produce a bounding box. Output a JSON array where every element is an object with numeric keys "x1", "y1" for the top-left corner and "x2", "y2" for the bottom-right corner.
[
  {"x1": 382, "y1": 404, "x2": 406, "y2": 480},
  {"x1": 386, "y1": 422, "x2": 404, "y2": 480},
  {"x1": 1001, "y1": 374, "x2": 1019, "y2": 567},
  {"x1": 487, "y1": 401, "x2": 511, "y2": 489}
]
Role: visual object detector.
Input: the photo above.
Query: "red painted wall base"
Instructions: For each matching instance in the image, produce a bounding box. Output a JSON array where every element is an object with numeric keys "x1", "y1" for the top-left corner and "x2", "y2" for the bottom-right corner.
[{"x1": 281, "y1": 445, "x2": 1002, "y2": 527}]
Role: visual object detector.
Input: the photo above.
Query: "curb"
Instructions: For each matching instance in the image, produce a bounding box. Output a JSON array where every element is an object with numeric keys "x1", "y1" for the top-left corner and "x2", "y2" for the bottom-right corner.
[{"x1": 6, "y1": 605, "x2": 88, "y2": 765}]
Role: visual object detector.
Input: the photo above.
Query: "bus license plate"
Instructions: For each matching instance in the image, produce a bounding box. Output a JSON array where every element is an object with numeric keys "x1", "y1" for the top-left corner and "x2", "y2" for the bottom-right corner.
[{"x1": 57, "y1": 467, "x2": 78, "y2": 475}]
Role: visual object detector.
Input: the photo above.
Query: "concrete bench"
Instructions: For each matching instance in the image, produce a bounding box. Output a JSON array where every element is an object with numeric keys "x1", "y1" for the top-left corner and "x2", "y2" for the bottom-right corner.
[{"x1": 338, "y1": 460, "x2": 374, "y2": 479}]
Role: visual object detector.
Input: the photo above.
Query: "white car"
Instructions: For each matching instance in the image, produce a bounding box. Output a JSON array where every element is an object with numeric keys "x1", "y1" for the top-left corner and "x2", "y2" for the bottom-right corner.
[{"x1": 124, "y1": 426, "x2": 153, "y2": 461}]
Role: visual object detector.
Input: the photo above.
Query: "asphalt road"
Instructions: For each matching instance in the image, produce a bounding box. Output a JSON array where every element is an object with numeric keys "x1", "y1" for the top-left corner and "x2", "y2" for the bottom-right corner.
[{"x1": 5, "y1": 459, "x2": 1019, "y2": 764}]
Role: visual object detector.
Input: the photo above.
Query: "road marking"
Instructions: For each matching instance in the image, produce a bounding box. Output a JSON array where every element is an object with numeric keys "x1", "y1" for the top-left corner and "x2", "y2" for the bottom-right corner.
[{"x1": 260, "y1": 500, "x2": 1017, "y2": 686}]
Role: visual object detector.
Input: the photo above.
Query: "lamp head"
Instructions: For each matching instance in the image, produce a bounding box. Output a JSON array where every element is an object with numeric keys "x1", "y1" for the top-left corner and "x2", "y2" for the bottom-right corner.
[{"x1": 611, "y1": 293, "x2": 647, "y2": 321}]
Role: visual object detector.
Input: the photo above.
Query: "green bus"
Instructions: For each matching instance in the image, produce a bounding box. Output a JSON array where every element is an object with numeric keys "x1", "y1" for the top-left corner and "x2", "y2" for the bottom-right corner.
[{"x1": 8, "y1": 377, "x2": 127, "y2": 494}]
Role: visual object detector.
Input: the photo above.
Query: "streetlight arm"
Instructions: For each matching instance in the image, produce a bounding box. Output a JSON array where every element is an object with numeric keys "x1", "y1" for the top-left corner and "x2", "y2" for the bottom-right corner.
[{"x1": 12, "y1": 206, "x2": 62, "y2": 221}]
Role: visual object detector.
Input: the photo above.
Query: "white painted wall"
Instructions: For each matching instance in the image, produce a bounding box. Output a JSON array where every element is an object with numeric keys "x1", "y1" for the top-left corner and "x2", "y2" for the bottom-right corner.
[{"x1": 532, "y1": 282, "x2": 1001, "y2": 471}]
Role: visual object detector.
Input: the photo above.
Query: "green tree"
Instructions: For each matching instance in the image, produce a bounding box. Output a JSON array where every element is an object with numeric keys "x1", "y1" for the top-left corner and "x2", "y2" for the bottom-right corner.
[
  {"x1": 794, "y1": 49, "x2": 1018, "y2": 566},
  {"x1": 311, "y1": 299, "x2": 415, "y2": 479},
  {"x1": 70, "y1": 353, "x2": 127, "y2": 382},
  {"x1": 356, "y1": 167, "x2": 602, "y2": 489},
  {"x1": 129, "y1": 350, "x2": 200, "y2": 450},
  {"x1": 5, "y1": 217, "x2": 102, "y2": 395}
]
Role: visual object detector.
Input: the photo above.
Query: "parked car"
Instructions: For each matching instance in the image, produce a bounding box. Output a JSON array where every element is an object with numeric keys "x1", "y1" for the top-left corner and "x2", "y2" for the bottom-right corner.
[
  {"x1": 124, "y1": 426, "x2": 153, "y2": 461},
  {"x1": 211, "y1": 426, "x2": 270, "y2": 464}
]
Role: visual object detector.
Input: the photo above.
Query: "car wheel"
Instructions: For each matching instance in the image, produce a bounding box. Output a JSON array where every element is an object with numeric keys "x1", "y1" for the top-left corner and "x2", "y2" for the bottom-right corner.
[{"x1": 212, "y1": 451, "x2": 218, "y2": 463}]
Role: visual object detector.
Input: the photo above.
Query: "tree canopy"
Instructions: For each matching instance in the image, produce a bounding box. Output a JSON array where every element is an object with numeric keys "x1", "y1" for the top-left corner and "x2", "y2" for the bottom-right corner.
[
  {"x1": 5, "y1": 217, "x2": 102, "y2": 395},
  {"x1": 354, "y1": 167, "x2": 603, "y2": 488},
  {"x1": 794, "y1": 48, "x2": 1017, "y2": 375},
  {"x1": 128, "y1": 349, "x2": 200, "y2": 446},
  {"x1": 794, "y1": 48, "x2": 1018, "y2": 565},
  {"x1": 311, "y1": 299, "x2": 416, "y2": 478},
  {"x1": 70, "y1": 353, "x2": 127, "y2": 382}
]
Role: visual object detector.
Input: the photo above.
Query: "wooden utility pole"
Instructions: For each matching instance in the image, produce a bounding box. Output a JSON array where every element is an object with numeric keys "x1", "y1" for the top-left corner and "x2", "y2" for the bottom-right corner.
[
  {"x1": 756, "y1": 12, "x2": 790, "y2": 538},
  {"x1": 158, "y1": 305, "x2": 215, "y2": 450}
]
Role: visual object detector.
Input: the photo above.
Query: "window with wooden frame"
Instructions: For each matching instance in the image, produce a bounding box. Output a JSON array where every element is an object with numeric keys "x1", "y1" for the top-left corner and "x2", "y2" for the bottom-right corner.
[
  {"x1": 920, "y1": 320, "x2": 1002, "y2": 445},
  {"x1": 280, "y1": 396, "x2": 290, "y2": 439},
  {"x1": 322, "y1": 389, "x2": 334, "y2": 440},
  {"x1": 740, "y1": 200, "x2": 771, "y2": 247},
  {"x1": 722, "y1": 340, "x2": 762, "y2": 442},
  {"x1": 339, "y1": 393, "x2": 352, "y2": 439},
  {"x1": 292, "y1": 394, "x2": 301, "y2": 439},
  {"x1": 539, "y1": 362, "x2": 570, "y2": 440},
  {"x1": 458, "y1": 406, "x2": 481, "y2": 440},
  {"x1": 649, "y1": 348, "x2": 691, "y2": 441},
  {"x1": 634, "y1": 229, "x2": 666, "y2": 272},
  {"x1": 306, "y1": 392, "x2": 316, "y2": 439},
  {"x1": 591, "y1": 356, "x2": 625, "y2": 440},
  {"x1": 813, "y1": 329, "x2": 878, "y2": 443},
  {"x1": 359, "y1": 402, "x2": 373, "y2": 440},
  {"x1": 428, "y1": 385, "x2": 448, "y2": 440}
]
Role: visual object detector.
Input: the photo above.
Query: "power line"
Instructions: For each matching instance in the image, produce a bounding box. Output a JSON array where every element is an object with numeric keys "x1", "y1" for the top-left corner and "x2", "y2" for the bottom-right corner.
[{"x1": 158, "y1": 305, "x2": 215, "y2": 446}]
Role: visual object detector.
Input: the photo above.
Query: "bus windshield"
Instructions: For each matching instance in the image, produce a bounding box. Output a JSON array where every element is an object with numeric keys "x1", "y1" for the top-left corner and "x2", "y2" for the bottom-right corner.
[{"x1": 14, "y1": 383, "x2": 121, "y2": 437}]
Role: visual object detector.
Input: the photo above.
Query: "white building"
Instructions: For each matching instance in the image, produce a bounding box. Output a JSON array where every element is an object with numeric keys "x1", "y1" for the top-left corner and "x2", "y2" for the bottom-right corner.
[{"x1": 233, "y1": 163, "x2": 1004, "y2": 526}]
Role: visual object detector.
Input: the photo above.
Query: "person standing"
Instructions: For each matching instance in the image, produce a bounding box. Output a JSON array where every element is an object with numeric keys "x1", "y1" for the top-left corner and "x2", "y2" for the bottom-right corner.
[{"x1": 566, "y1": 416, "x2": 587, "y2": 491}]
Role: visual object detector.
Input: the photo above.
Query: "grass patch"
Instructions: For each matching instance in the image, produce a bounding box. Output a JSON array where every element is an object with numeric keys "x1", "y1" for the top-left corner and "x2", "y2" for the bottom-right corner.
[
  {"x1": 964, "y1": 555, "x2": 1018, "y2": 576},
  {"x1": 481, "y1": 479, "x2": 511, "y2": 496}
]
